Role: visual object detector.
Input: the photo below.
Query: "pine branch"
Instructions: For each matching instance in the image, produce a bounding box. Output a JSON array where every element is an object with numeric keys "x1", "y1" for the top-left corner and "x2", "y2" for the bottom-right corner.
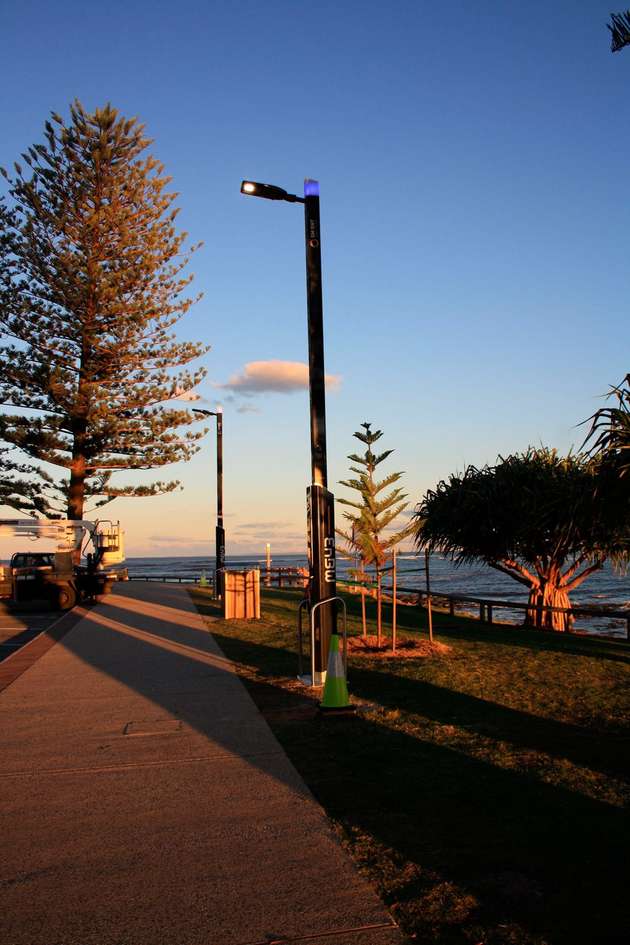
[{"x1": 337, "y1": 422, "x2": 412, "y2": 573}]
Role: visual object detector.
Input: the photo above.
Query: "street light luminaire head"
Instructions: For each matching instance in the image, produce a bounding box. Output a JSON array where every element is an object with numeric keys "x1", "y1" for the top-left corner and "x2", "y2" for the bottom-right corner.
[
  {"x1": 240, "y1": 180, "x2": 289, "y2": 200},
  {"x1": 240, "y1": 180, "x2": 304, "y2": 203}
]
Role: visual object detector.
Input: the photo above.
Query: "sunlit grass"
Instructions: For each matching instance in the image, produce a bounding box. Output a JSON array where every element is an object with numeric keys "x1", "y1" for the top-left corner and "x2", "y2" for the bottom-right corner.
[{"x1": 191, "y1": 587, "x2": 630, "y2": 945}]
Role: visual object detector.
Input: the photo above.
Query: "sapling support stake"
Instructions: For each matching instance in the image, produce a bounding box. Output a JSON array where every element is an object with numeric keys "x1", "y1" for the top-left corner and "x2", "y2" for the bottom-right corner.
[
  {"x1": 392, "y1": 547, "x2": 397, "y2": 653},
  {"x1": 425, "y1": 548, "x2": 433, "y2": 644}
]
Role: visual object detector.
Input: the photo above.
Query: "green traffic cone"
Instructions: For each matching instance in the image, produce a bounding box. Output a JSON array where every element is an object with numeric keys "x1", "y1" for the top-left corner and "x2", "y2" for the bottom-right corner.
[{"x1": 320, "y1": 634, "x2": 354, "y2": 713}]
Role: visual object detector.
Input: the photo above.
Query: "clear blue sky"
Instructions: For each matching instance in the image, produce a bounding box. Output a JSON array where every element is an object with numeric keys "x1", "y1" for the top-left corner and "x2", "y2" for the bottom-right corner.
[{"x1": 1, "y1": 0, "x2": 628, "y2": 556}]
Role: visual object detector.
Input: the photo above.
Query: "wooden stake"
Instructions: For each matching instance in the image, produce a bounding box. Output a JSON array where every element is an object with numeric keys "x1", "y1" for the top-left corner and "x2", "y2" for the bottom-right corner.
[
  {"x1": 376, "y1": 568, "x2": 382, "y2": 647},
  {"x1": 357, "y1": 552, "x2": 367, "y2": 639},
  {"x1": 425, "y1": 548, "x2": 433, "y2": 644},
  {"x1": 392, "y1": 548, "x2": 397, "y2": 653},
  {"x1": 361, "y1": 575, "x2": 367, "y2": 638}
]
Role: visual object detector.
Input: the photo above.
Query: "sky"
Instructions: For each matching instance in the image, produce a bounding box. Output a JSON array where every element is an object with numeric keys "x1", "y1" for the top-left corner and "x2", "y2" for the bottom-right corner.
[{"x1": 1, "y1": 0, "x2": 629, "y2": 558}]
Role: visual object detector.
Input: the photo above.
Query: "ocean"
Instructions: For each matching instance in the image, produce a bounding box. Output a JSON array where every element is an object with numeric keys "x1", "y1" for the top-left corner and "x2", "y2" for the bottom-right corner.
[{"x1": 125, "y1": 552, "x2": 630, "y2": 638}]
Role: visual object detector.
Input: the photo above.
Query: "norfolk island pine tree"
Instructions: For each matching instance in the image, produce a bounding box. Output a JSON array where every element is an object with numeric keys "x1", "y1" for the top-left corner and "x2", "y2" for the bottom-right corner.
[
  {"x1": 0, "y1": 102, "x2": 208, "y2": 536},
  {"x1": 336, "y1": 422, "x2": 415, "y2": 648}
]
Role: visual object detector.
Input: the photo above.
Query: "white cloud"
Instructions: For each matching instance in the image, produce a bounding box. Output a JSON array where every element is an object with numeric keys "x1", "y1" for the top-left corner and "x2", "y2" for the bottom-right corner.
[{"x1": 216, "y1": 360, "x2": 341, "y2": 395}]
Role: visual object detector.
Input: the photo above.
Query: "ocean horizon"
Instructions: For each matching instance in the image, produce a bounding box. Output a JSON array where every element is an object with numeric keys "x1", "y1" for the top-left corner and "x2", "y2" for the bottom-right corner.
[{"x1": 125, "y1": 552, "x2": 629, "y2": 638}]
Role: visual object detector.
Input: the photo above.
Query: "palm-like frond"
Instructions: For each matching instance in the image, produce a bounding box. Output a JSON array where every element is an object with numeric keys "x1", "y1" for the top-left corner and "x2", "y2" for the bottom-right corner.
[
  {"x1": 609, "y1": 10, "x2": 630, "y2": 52},
  {"x1": 582, "y1": 374, "x2": 630, "y2": 477}
]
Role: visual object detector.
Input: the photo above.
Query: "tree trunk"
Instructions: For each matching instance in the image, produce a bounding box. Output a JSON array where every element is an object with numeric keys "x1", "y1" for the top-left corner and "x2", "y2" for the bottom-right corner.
[
  {"x1": 67, "y1": 451, "x2": 86, "y2": 565},
  {"x1": 525, "y1": 580, "x2": 573, "y2": 632},
  {"x1": 490, "y1": 557, "x2": 603, "y2": 634},
  {"x1": 67, "y1": 466, "x2": 85, "y2": 520}
]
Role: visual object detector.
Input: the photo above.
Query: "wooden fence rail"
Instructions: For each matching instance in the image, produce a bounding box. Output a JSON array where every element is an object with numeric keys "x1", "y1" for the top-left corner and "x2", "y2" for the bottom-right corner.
[
  {"x1": 127, "y1": 571, "x2": 629, "y2": 640},
  {"x1": 335, "y1": 578, "x2": 629, "y2": 641},
  {"x1": 397, "y1": 586, "x2": 629, "y2": 641}
]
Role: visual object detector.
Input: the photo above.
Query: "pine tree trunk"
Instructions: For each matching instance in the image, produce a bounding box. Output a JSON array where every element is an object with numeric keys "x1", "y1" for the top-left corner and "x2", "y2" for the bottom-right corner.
[
  {"x1": 67, "y1": 448, "x2": 86, "y2": 565},
  {"x1": 67, "y1": 463, "x2": 85, "y2": 520}
]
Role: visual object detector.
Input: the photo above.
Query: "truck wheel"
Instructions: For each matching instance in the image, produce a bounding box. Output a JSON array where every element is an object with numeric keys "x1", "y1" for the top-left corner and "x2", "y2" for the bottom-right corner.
[{"x1": 55, "y1": 584, "x2": 77, "y2": 611}]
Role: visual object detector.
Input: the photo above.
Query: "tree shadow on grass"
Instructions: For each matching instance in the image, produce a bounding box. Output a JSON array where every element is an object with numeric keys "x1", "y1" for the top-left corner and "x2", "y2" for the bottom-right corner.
[
  {"x1": 347, "y1": 665, "x2": 630, "y2": 780},
  {"x1": 210, "y1": 628, "x2": 629, "y2": 945},
  {"x1": 197, "y1": 590, "x2": 629, "y2": 779}
]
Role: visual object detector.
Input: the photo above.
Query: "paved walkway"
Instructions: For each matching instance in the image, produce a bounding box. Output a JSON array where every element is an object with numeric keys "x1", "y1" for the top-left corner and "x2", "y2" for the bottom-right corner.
[{"x1": 0, "y1": 582, "x2": 404, "y2": 945}]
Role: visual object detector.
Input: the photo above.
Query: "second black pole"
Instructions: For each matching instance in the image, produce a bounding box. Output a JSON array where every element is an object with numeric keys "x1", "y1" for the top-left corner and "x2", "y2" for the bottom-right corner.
[{"x1": 215, "y1": 408, "x2": 225, "y2": 599}]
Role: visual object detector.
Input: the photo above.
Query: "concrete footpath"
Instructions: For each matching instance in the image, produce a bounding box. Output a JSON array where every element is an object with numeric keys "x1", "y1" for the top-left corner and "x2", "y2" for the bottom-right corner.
[{"x1": 0, "y1": 582, "x2": 405, "y2": 945}]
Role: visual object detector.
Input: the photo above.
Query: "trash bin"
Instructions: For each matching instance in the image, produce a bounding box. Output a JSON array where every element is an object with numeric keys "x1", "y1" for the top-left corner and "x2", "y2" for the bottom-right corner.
[{"x1": 223, "y1": 568, "x2": 260, "y2": 619}]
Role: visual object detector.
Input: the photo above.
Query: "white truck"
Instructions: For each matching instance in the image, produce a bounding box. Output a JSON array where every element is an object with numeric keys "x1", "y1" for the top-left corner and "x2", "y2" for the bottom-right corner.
[{"x1": 0, "y1": 519, "x2": 126, "y2": 610}]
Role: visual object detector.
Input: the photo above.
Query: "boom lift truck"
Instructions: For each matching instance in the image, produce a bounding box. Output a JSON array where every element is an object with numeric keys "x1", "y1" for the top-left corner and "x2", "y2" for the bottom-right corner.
[{"x1": 0, "y1": 519, "x2": 126, "y2": 610}]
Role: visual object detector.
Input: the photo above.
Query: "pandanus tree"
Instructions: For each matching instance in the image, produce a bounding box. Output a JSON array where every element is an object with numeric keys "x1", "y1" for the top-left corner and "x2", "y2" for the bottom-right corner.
[
  {"x1": 583, "y1": 375, "x2": 630, "y2": 479},
  {"x1": 337, "y1": 423, "x2": 415, "y2": 645},
  {"x1": 413, "y1": 448, "x2": 628, "y2": 631},
  {"x1": 0, "y1": 101, "x2": 208, "y2": 525},
  {"x1": 608, "y1": 10, "x2": 630, "y2": 51}
]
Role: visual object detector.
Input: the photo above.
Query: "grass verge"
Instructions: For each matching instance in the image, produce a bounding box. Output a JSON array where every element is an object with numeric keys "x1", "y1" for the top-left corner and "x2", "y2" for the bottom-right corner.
[{"x1": 191, "y1": 587, "x2": 630, "y2": 945}]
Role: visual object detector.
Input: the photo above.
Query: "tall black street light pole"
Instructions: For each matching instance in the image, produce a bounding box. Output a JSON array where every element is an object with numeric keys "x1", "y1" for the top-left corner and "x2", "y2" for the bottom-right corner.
[
  {"x1": 194, "y1": 407, "x2": 225, "y2": 598},
  {"x1": 240, "y1": 179, "x2": 337, "y2": 684}
]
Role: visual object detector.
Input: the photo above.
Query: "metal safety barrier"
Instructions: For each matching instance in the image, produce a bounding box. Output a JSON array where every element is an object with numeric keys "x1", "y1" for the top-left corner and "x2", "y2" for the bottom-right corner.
[{"x1": 297, "y1": 596, "x2": 347, "y2": 686}]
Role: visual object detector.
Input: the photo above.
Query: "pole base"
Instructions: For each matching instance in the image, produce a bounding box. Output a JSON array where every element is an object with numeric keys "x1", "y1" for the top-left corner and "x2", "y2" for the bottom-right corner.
[
  {"x1": 297, "y1": 671, "x2": 327, "y2": 688},
  {"x1": 317, "y1": 703, "x2": 356, "y2": 716}
]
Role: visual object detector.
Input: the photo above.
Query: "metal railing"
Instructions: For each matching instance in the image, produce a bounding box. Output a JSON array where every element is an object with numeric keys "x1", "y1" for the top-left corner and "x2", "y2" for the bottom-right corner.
[
  {"x1": 297, "y1": 596, "x2": 347, "y2": 686},
  {"x1": 128, "y1": 566, "x2": 305, "y2": 589},
  {"x1": 128, "y1": 573, "x2": 215, "y2": 586},
  {"x1": 263, "y1": 566, "x2": 309, "y2": 588}
]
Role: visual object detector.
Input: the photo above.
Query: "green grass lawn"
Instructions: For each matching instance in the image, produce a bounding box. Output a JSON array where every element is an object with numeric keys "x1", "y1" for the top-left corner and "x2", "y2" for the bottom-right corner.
[{"x1": 191, "y1": 587, "x2": 630, "y2": 945}]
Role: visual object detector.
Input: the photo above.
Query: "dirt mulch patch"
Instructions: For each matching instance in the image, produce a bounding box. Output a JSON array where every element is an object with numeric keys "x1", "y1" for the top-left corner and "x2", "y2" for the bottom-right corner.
[{"x1": 346, "y1": 635, "x2": 452, "y2": 659}]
